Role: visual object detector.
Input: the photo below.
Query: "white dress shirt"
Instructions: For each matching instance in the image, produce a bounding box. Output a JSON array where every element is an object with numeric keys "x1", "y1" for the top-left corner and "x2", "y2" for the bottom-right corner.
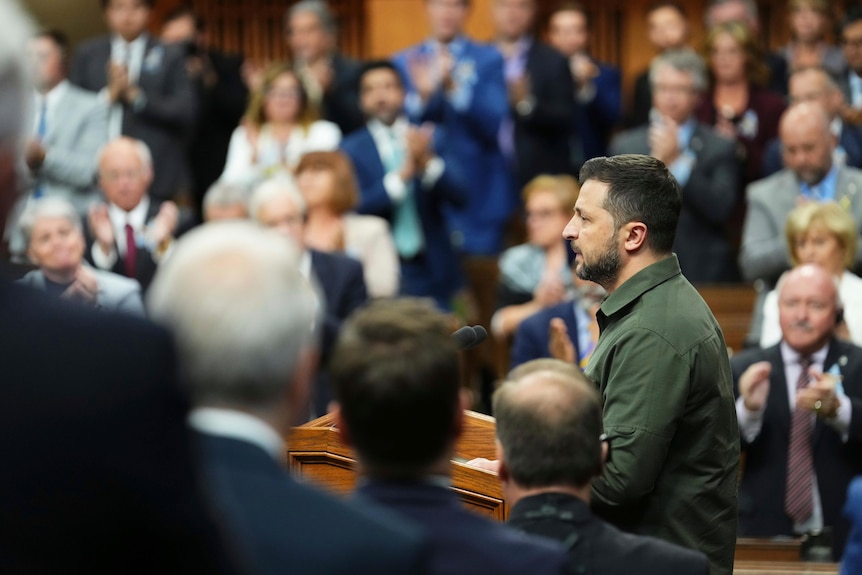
[
  {"x1": 367, "y1": 117, "x2": 444, "y2": 203},
  {"x1": 188, "y1": 407, "x2": 284, "y2": 460},
  {"x1": 91, "y1": 196, "x2": 150, "y2": 269},
  {"x1": 106, "y1": 34, "x2": 148, "y2": 138}
]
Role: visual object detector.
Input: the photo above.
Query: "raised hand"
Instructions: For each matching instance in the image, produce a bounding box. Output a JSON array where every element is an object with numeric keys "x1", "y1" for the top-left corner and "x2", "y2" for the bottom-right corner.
[
  {"x1": 88, "y1": 203, "x2": 115, "y2": 257},
  {"x1": 739, "y1": 361, "x2": 771, "y2": 412}
]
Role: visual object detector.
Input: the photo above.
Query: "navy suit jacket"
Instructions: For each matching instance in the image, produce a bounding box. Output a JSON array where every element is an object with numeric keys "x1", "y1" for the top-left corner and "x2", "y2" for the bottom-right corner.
[
  {"x1": 510, "y1": 301, "x2": 580, "y2": 370},
  {"x1": 513, "y1": 40, "x2": 575, "y2": 187},
  {"x1": 393, "y1": 38, "x2": 512, "y2": 256},
  {"x1": 70, "y1": 35, "x2": 196, "y2": 202},
  {"x1": 321, "y1": 54, "x2": 365, "y2": 137},
  {"x1": 196, "y1": 434, "x2": 426, "y2": 575},
  {"x1": 340, "y1": 125, "x2": 465, "y2": 303},
  {"x1": 575, "y1": 61, "x2": 622, "y2": 163},
  {"x1": 762, "y1": 124, "x2": 862, "y2": 177},
  {"x1": 310, "y1": 249, "x2": 368, "y2": 415},
  {"x1": 508, "y1": 492, "x2": 709, "y2": 575},
  {"x1": 732, "y1": 339, "x2": 862, "y2": 559},
  {"x1": 0, "y1": 282, "x2": 239, "y2": 574},
  {"x1": 356, "y1": 481, "x2": 568, "y2": 575}
]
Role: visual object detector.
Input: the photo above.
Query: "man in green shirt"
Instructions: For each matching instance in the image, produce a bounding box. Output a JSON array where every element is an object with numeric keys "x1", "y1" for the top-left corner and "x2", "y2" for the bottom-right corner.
[{"x1": 563, "y1": 154, "x2": 739, "y2": 575}]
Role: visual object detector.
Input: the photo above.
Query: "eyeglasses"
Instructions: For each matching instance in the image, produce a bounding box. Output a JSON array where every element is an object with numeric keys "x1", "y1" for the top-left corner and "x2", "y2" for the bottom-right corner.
[{"x1": 842, "y1": 37, "x2": 862, "y2": 49}]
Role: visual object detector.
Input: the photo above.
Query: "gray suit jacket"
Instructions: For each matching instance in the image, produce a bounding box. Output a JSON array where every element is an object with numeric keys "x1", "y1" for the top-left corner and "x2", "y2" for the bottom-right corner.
[
  {"x1": 27, "y1": 84, "x2": 107, "y2": 213},
  {"x1": 17, "y1": 267, "x2": 145, "y2": 317},
  {"x1": 70, "y1": 35, "x2": 196, "y2": 202},
  {"x1": 610, "y1": 123, "x2": 739, "y2": 283},
  {"x1": 739, "y1": 165, "x2": 862, "y2": 283}
]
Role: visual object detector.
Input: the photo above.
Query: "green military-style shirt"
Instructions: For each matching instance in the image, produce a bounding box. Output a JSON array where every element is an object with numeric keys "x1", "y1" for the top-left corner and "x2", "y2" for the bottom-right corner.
[{"x1": 586, "y1": 255, "x2": 740, "y2": 575}]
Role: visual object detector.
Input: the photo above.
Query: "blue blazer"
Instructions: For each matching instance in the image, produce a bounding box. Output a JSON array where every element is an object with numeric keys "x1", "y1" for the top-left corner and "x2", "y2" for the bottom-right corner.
[
  {"x1": 762, "y1": 125, "x2": 862, "y2": 177},
  {"x1": 393, "y1": 38, "x2": 513, "y2": 256},
  {"x1": 575, "y1": 61, "x2": 622, "y2": 162},
  {"x1": 195, "y1": 434, "x2": 427, "y2": 575},
  {"x1": 356, "y1": 480, "x2": 568, "y2": 575},
  {"x1": 510, "y1": 301, "x2": 580, "y2": 371},
  {"x1": 341, "y1": 126, "x2": 465, "y2": 304}
]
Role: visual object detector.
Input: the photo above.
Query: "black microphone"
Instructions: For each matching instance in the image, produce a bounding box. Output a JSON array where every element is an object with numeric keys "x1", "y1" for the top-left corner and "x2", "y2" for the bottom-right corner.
[
  {"x1": 451, "y1": 325, "x2": 478, "y2": 350},
  {"x1": 470, "y1": 325, "x2": 487, "y2": 348}
]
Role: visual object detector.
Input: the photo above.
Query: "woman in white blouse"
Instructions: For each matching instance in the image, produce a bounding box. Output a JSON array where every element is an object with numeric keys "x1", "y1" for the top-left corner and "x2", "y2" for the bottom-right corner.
[
  {"x1": 220, "y1": 64, "x2": 341, "y2": 186},
  {"x1": 760, "y1": 201, "x2": 862, "y2": 347},
  {"x1": 295, "y1": 151, "x2": 399, "y2": 299}
]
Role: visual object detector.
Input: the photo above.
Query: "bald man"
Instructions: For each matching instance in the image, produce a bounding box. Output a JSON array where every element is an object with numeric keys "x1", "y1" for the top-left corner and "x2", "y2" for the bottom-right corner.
[
  {"x1": 740, "y1": 103, "x2": 862, "y2": 342},
  {"x1": 732, "y1": 264, "x2": 862, "y2": 560}
]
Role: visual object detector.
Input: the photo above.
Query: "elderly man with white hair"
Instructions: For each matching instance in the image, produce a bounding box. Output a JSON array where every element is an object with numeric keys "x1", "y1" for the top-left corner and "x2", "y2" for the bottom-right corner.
[
  {"x1": 17, "y1": 196, "x2": 144, "y2": 315},
  {"x1": 88, "y1": 136, "x2": 182, "y2": 291},
  {"x1": 248, "y1": 176, "x2": 367, "y2": 418},
  {"x1": 202, "y1": 181, "x2": 249, "y2": 222},
  {"x1": 147, "y1": 220, "x2": 425, "y2": 574}
]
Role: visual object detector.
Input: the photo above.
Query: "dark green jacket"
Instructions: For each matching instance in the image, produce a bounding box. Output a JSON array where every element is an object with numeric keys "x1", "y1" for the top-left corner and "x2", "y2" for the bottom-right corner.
[{"x1": 585, "y1": 255, "x2": 739, "y2": 575}]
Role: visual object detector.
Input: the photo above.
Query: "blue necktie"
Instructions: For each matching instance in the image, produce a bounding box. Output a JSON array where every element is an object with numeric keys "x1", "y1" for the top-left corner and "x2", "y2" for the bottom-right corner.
[
  {"x1": 387, "y1": 130, "x2": 424, "y2": 258},
  {"x1": 34, "y1": 97, "x2": 47, "y2": 198}
]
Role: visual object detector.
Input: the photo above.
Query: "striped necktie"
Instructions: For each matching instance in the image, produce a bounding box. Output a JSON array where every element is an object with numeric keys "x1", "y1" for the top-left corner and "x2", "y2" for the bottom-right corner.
[{"x1": 785, "y1": 356, "x2": 815, "y2": 525}]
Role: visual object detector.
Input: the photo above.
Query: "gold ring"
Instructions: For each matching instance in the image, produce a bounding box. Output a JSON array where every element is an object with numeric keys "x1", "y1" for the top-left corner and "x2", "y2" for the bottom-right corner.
[{"x1": 814, "y1": 400, "x2": 822, "y2": 411}]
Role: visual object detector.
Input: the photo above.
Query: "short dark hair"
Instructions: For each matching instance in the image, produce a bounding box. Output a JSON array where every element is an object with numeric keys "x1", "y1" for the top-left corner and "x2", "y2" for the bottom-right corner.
[
  {"x1": 841, "y1": 5, "x2": 862, "y2": 35},
  {"x1": 331, "y1": 298, "x2": 461, "y2": 476},
  {"x1": 35, "y1": 29, "x2": 70, "y2": 58},
  {"x1": 646, "y1": 1, "x2": 687, "y2": 18},
  {"x1": 579, "y1": 155, "x2": 682, "y2": 254},
  {"x1": 163, "y1": 3, "x2": 205, "y2": 33},
  {"x1": 101, "y1": 0, "x2": 154, "y2": 10},
  {"x1": 359, "y1": 60, "x2": 404, "y2": 90},
  {"x1": 550, "y1": 1, "x2": 589, "y2": 24},
  {"x1": 494, "y1": 367, "x2": 603, "y2": 489}
]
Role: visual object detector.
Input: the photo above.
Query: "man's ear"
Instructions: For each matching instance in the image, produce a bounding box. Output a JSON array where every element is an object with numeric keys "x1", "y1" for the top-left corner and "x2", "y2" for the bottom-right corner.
[
  {"x1": 621, "y1": 221, "x2": 648, "y2": 253},
  {"x1": 495, "y1": 439, "x2": 509, "y2": 485}
]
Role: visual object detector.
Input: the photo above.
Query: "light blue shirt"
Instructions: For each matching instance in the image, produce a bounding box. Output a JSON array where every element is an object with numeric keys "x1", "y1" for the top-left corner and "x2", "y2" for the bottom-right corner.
[
  {"x1": 405, "y1": 36, "x2": 475, "y2": 117},
  {"x1": 800, "y1": 163, "x2": 838, "y2": 202},
  {"x1": 667, "y1": 117, "x2": 698, "y2": 188},
  {"x1": 851, "y1": 71, "x2": 862, "y2": 108}
]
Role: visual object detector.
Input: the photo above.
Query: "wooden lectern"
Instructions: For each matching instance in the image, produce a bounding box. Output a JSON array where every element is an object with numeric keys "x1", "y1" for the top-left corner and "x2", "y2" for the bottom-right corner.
[{"x1": 286, "y1": 410, "x2": 508, "y2": 520}]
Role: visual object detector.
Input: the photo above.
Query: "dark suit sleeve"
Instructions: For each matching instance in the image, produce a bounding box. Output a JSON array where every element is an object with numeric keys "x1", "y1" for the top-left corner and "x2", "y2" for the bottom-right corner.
[
  {"x1": 510, "y1": 317, "x2": 546, "y2": 370},
  {"x1": 321, "y1": 258, "x2": 368, "y2": 355},
  {"x1": 133, "y1": 48, "x2": 197, "y2": 129},
  {"x1": 341, "y1": 139, "x2": 395, "y2": 217},
  {"x1": 518, "y1": 48, "x2": 574, "y2": 134},
  {"x1": 682, "y1": 134, "x2": 739, "y2": 226},
  {"x1": 584, "y1": 65, "x2": 622, "y2": 131}
]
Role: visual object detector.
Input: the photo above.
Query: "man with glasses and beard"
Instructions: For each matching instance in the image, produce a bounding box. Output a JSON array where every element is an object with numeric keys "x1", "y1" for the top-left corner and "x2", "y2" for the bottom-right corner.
[{"x1": 562, "y1": 154, "x2": 739, "y2": 575}]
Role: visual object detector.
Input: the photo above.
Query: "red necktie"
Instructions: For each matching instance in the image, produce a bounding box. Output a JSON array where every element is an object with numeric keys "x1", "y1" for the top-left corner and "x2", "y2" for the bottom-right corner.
[
  {"x1": 785, "y1": 356, "x2": 815, "y2": 525},
  {"x1": 124, "y1": 223, "x2": 137, "y2": 279}
]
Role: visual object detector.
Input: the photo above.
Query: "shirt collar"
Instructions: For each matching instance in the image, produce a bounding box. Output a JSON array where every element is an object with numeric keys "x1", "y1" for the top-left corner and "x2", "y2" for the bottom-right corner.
[
  {"x1": 36, "y1": 79, "x2": 69, "y2": 108},
  {"x1": 108, "y1": 195, "x2": 150, "y2": 230},
  {"x1": 800, "y1": 163, "x2": 839, "y2": 200},
  {"x1": 427, "y1": 35, "x2": 467, "y2": 58},
  {"x1": 677, "y1": 117, "x2": 698, "y2": 150},
  {"x1": 598, "y1": 255, "x2": 682, "y2": 320},
  {"x1": 188, "y1": 407, "x2": 284, "y2": 460},
  {"x1": 779, "y1": 340, "x2": 829, "y2": 368},
  {"x1": 368, "y1": 116, "x2": 408, "y2": 138},
  {"x1": 111, "y1": 33, "x2": 148, "y2": 51}
]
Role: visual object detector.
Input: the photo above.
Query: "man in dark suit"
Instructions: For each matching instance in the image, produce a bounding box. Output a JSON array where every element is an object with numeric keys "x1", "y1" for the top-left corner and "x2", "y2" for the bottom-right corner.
[
  {"x1": 548, "y1": 2, "x2": 622, "y2": 168},
  {"x1": 610, "y1": 49, "x2": 739, "y2": 283},
  {"x1": 490, "y1": 360, "x2": 710, "y2": 575},
  {"x1": 732, "y1": 264, "x2": 862, "y2": 561},
  {"x1": 160, "y1": 5, "x2": 248, "y2": 218},
  {"x1": 330, "y1": 298, "x2": 569, "y2": 575},
  {"x1": 248, "y1": 176, "x2": 367, "y2": 418},
  {"x1": 511, "y1": 300, "x2": 581, "y2": 370},
  {"x1": 286, "y1": 0, "x2": 364, "y2": 136},
  {"x1": 762, "y1": 67, "x2": 862, "y2": 177},
  {"x1": 87, "y1": 137, "x2": 184, "y2": 293},
  {"x1": 0, "y1": 4, "x2": 239, "y2": 571},
  {"x1": 491, "y1": 0, "x2": 574, "y2": 188},
  {"x1": 70, "y1": 0, "x2": 196, "y2": 203},
  {"x1": 341, "y1": 60, "x2": 465, "y2": 309},
  {"x1": 147, "y1": 221, "x2": 427, "y2": 575}
]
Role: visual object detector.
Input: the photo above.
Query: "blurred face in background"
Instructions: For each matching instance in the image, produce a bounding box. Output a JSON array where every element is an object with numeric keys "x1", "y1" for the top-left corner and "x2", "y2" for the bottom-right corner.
[
  {"x1": 264, "y1": 72, "x2": 303, "y2": 124},
  {"x1": 29, "y1": 36, "x2": 65, "y2": 93},
  {"x1": 780, "y1": 108, "x2": 835, "y2": 185},
  {"x1": 492, "y1": 0, "x2": 535, "y2": 41},
  {"x1": 652, "y1": 64, "x2": 699, "y2": 125},
  {"x1": 548, "y1": 9, "x2": 588, "y2": 57},
  {"x1": 360, "y1": 67, "x2": 404, "y2": 126},
  {"x1": 104, "y1": 0, "x2": 150, "y2": 42},
  {"x1": 709, "y1": 31, "x2": 746, "y2": 83},
  {"x1": 647, "y1": 6, "x2": 689, "y2": 52},
  {"x1": 842, "y1": 20, "x2": 862, "y2": 73},
  {"x1": 256, "y1": 194, "x2": 305, "y2": 246},
  {"x1": 778, "y1": 267, "x2": 838, "y2": 355},
  {"x1": 287, "y1": 10, "x2": 332, "y2": 64},
  {"x1": 791, "y1": 5, "x2": 826, "y2": 43},
  {"x1": 99, "y1": 141, "x2": 151, "y2": 212},
  {"x1": 425, "y1": 0, "x2": 469, "y2": 44},
  {"x1": 794, "y1": 226, "x2": 846, "y2": 276},
  {"x1": 526, "y1": 189, "x2": 572, "y2": 249},
  {"x1": 161, "y1": 13, "x2": 197, "y2": 45},
  {"x1": 789, "y1": 69, "x2": 843, "y2": 119},
  {"x1": 28, "y1": 217, "x2": 85, "y2": 277},
  {"x1": 296, "y1": 164, "x2": 335, "y2": 211}
]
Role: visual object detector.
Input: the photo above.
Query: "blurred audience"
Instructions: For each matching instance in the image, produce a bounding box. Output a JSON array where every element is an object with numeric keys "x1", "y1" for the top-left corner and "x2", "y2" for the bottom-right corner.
[
  {"x1": 330, "y1": 298, "x2": 569, "y2": 575},
  {"x1": 220, "y1": 64, "x2": 340, "y2": 186},
  {"x1": 732, "y1": 264, "x2": 862, "y2": 562},
  {"x1": 763, "y1": 66, "x2": 862, "y2": 176},
  {"x1": 845, "y1": 478, "x2": 862, "y2": 574},
  {"x1": 70, "y1": 0, "x2": 196, "y2": 203},
  {"x1": 760, "y1": 202, "x2": 862, "y2": 347},
  {"x1": 491, "y1": 175, "x2": 578, "y2": 339},
  {"x1": 611, "y1": 49, "x2": 740, "y2": 283},
  {"x1": 248, "y1": 176, "x2": 367, "y2": 418},
  {"x1": 630, "y1": 2, "x2": 691, "y2": 128},
  {"x1": 493, "y1": 361, "x2": 710, "y2": 575},
  {"x1": 492, "y1": 0, "x2": 574, "y2": 187},
  {"x1": 160, "y1": 4, "x2": 248, "y2": 218},
  {"x1": 17, "y1": 197, "x2": 144, "y2": 315},
  {"x1": 202, "y1": 181, "x2": 249, "y2": 222},
  {"x1": 296, "y1": 150, "x2": 399, "y2": 298},
  {"x1": 548, "y1": 1, "x2": 621, "y2": 168},
  {"x1": 775, "y1": 0, "x2": 845, "y2": 87},
  {"x1": 340, "y1": 60, "x2": 465, "y2": 309},
  {"x1": 287, "y1": 0, "x2": 364, "y2": 136},
  {"x1": 87, "y1": 137, "x2": 184, "y2": 292},
  {"x1": 697, "y1": 21, "x2": 786, "y2": 188},
  {"x1": 147, "y1": 221, "x2": 426, "y2": 575},
  {"x1": 839, "y1": 7, "x2": 862, "y2": 125}
]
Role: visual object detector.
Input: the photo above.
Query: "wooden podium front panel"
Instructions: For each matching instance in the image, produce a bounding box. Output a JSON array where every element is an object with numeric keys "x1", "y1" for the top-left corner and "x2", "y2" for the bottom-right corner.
[{"x1": 734, "y1": 539, "x2": 802, "y2": 563}]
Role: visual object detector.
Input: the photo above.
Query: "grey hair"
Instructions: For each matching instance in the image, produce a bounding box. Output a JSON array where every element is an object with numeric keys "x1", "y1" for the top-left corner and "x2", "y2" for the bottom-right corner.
[
  {"x1": 98, "y1": 137, "x2": 153, "y2": 171},
  {"x1": 18, "y1": 196, "x2": 83, "y2": 248},
  {"x1": 147, "y1": 220, "x2": 319, "y2": 409},
  {"x1": 0, "y1": 0, "x2": 34, "y2": 155},
  {"x1": 248, "y1": 175, "x2": 307, "y2": 221},
  {"x1": 203, "y1": 181, "x2": 250, "y2": 211},
  {"x1": 649, "y1": 49, "x2": 708, "y2": 93},
  {"x1": 775, "y1": 264, "x2": 844, "y2": 313},
  {"x1": 287, "y1": 0, "x2": 337, "y2": 36}
]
